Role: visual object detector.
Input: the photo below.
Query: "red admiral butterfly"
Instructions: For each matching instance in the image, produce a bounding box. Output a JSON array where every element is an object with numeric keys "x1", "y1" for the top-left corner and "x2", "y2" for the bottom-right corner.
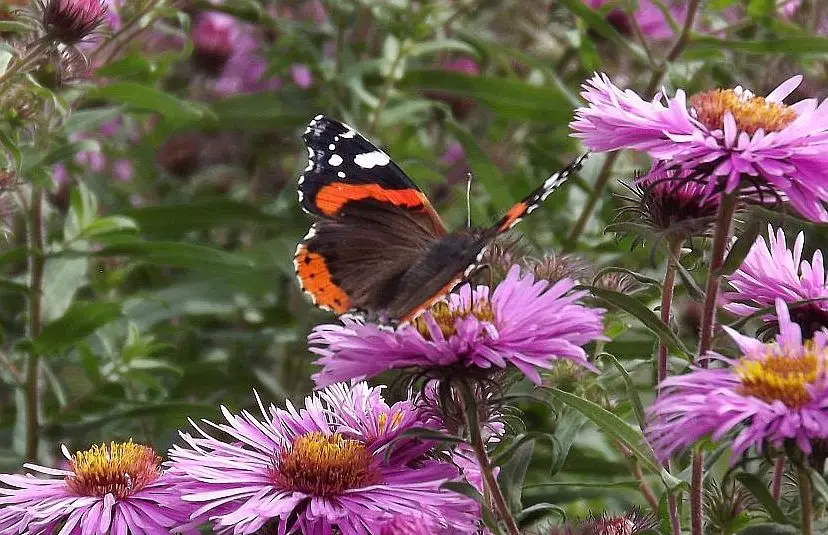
[{"x1": 295, "y1": 115, "x2": 587, "y2": 324}]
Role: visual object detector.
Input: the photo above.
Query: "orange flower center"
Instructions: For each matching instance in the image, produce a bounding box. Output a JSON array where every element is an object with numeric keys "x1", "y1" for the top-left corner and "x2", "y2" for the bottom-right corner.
[
  {"x1": 65, "y1": 441, "x2": 161, "y2": 499},
  {"x1": 271, "y1": 433, "x2": 380, "y2": 496},
  {"x1": 415, "y1": 297, "x2": 494, "y2": 340},
  {"x1": 736, "y1": 343, "x2": 824, "y2": 408},
  {"x1": 690, "y1": 88, "x2": 797, "y2": 135}
]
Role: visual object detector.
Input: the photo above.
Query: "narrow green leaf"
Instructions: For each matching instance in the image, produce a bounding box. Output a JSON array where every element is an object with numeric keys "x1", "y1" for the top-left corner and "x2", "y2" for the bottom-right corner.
[
  {"x1": 33, "y1": 302, "x2": 122, "y2": 355},
  {"x1": 64, "y1": 107, "x2": 125, "y2": 134},
  {"x1": 546, "y1": 388, "x2": 663, "y2": 476},
  {"x1": 716, "y1": 219, "x2": 762, "y2": 277},
  {"x1": 600, "y1": 353, "x2": 647, "y2": 430},
  {"x1": 690, "y1": 36, "x2": 828, "y2": 55},
  {"x1": 497, "y1": 440, "x2": 534, "y2": 514},
  {"x1": 397, "y1": 427, "x2": 465, "y2": 444},
  {"x1": 516, "y1": 503, "x2": 566, "y2": 528},
  {"x1": 736, "y1": 524, "x2": 797, "y2": 535},
  {"x1": 208, "y1": 93, "x2": 309, "y2": 130},
  {"x1": 734, "y1": 473, "x2": 791, "y2": 525},
  {"x1": 117, "y1": 200, "x2": 277, "y2": 236},
  {"x1": 400, "y1": 70, "x2": 572, "y2": 123},
  {"x1": 675, "y1": 260, "x2": 705, "y2": 302},
  {"x1": 590, "y1": 287, "x2": 691, "y2": 359},
  {"x1": 0, "y1": 131, "x2": 21, "y2": 172},
  {"x1": 88, "y1": 237, "x2": 255, "y2": 274},
  {"x1": 87, "y1": 83, "x2": 211, "y2": 121}
]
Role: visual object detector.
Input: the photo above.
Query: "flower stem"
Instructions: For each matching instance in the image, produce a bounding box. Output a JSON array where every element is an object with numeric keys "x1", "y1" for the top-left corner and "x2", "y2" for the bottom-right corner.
[
  {"x1": 0, "y1": 41, "x2": 50, "y2": 90},
  {"x1": 771, "y1": 457, "x2": 785, "y2": 502},
  {"x1": 459, "y1": 384, "x2": 520, "y2": 535},
  {"x1": 368, "y1": 40, "x2": 408, "y2": 136},
  {"x1": 24, "y1": 185, "x2": 44, "y2": 462},
  {"x1": 658, "y1": 238, "x2": 683, "y2": 384},
  {"x1": 798, "y1": 464, "x2": 813, "y2": 535},
  {"x1": 690, "y1": 191, "x2": 738, "y2": 535}
]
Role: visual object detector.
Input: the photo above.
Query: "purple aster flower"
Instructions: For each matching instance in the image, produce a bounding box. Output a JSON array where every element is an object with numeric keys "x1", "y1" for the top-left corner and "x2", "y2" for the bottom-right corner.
[
  {"x1": 38, "y1": 0, "x2": 108, "y2": 45},
  {"x1": 169, "y1": 382, "x2": 479, "y2": 535},
  {"x1": 191, "y1": 12, "x2": 238, "y2": 75},
  {"x1": 647, "y1": 299, "x2": 828, "y2": 462},
  {"x1": 571, "y1": 73, "x2": 828, "y2": 222},
  {"x1": 290, "y1": 64, "x2": 313, "y2": 89},
  {"x1": 309, "y1": 265, "x2": 606, "y2": 387},
  {"x1": 0, "y1": 440, "x2": 196, "y2": 535},
  {"x1": 724, "y1": 226, "x2": 828, "y2": 337}
]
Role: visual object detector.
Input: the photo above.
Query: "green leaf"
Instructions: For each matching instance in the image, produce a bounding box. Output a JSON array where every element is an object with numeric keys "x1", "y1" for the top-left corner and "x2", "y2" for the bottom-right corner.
[
  {"x1": 589, "y1": 287, "x2": 691, "y2": 359},
  {"x1": 734, "y1": 473, "x2": 791, "y2": 525},
  {"x1": 64, "y1": 107, "x2": 125, "y2": 134},
  {"x1": 117, "y1": 200, "x2": 277, "y2": 237},
  {"x1": 546, "y1": 388, "x2": 665, "y2": 478},
  {"x1": 88, "y1": 237, "x2": 255, "y2": 274},
  {"x1": 497, "y1": 439, "x2": 534, "y2": 514},
  {"x1": 208, "y1": 93, "x2": 309, "y2": 130},
  {"x1": 41, "y1": 256, "x2": 87, "y2": 322},
  {"x1": 86, "y1": 83, "x2": 211, "y2": 122},
  {"x1": 79, "y1": 216, "x2": 139, "y2": 238},
  {"x1": 397, "y1": 427, "x2": 465, "y2": 444},
  {"x1": 33, "y1": 302, "x2": 122, "y2": 355},
  {"x1": 716, "y1": 219, "x2": 762, "y2": 277},
  {"x1": 0, "y1": 21, "x2": 30, "y2": 34},
  {"x1": 445, "y1": 121, "x2": 512, "y2": 211},
  {"x1": 736, "y1": 524, "x2": 797, "y2": 535},
  {"x1": 690, "y1": 36, "x2": 828, "y2": 55},
  {"x1": 516, "y1": 503, "x2": 566, "y2": 528},
  {"x1": 600, "y1": 353, "x2": 647, "y2": 430},
  {"x1": 400, "y1": 70, "x2": 573, "y2": 123}
]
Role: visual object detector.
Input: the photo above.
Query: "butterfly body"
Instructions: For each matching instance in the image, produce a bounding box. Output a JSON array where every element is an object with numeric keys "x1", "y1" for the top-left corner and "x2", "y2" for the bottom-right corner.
[{"x1": 295, "y1": 115, "x2": 586, "y2": 324}]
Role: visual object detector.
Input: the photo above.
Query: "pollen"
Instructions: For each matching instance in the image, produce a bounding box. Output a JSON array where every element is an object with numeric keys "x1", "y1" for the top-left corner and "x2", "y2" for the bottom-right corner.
[
  {"x1": 415, "y1": 297, "x2": 495, "y2": 340},
  {"x1": 65, "y1": 441, "x2": 161, "y2": 499},
  {"x1": 736, "y1": 343, "x2": 824, "y2": 408},
  {"x1": 271, "y1": 433, "x2": 380, "y2": 496},
  {"x1": 377, "y1": 410, "x2": 404, "y2": 433},
  {"x1": 690, "y1": 88, "x2": 797, "y2": 135}
]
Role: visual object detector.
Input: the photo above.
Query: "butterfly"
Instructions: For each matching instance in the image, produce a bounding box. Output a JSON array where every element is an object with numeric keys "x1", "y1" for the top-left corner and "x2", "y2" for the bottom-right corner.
[{"x1": 294, "y1": 115, "x2": 587, "y2": 324}]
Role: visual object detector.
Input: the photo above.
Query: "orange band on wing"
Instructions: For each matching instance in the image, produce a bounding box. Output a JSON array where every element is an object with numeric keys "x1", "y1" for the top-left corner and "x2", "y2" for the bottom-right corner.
[
  {"x1": 399, "y1": 275, "x2": 464, "y2": 325},
  {"x1": 315, "y1": 183, "x2": 430, "y2": 217},
  {"x1": 295, "y1": 246, "x2": 351, "y2": 314},
  {"x1": 497, "y1": 201, "x2": 528, "y2": 232}
]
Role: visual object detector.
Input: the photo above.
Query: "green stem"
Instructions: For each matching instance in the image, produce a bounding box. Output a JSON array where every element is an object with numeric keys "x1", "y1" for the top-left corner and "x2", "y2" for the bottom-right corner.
[
  {"x1": 367, "y1": 41, "x2": 407, "y2": 135},
  {"x1": 0, "y1": 41, "x2": 50, "y2": 90},
  {"x1": 690, "y1": 192, "x2": 738, "y2": 535},
  {"x1": 798, "y1": 464, "x2": 813, "y2": 535},
  {"x1": 24, "y1": 185, "x2": 44, "y2": 462},
  {"x1": 566, "y1": 151, "x2": 620, "y2": 246},
  {"x1": 460, "y1": 385, "x2": 520, "y2": 535}
]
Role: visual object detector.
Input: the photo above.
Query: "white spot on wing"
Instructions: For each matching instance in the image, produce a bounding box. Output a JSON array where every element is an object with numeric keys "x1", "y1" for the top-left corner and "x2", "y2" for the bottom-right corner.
[
  {"x1": 328, "y1": 154, "x2": 343, "y2": 166},
  {"x1": 303, "y1": 226, "x2": 317, "y2": 240},
  {"x1": 313, "y1": 114, "x2": 323, "y2": 120},
  {"x1": 337, "y1": 171, "x2": 346, "y2": 178},
  {"x1": 340, "y1": 129, "x2": 356, "y2": 139},
  {"x1": 354, "y1": 151, "x2": 390, "y2": 169},
  {"x1": 328, "y1": 144, "x2": 335, "y2": 150}
]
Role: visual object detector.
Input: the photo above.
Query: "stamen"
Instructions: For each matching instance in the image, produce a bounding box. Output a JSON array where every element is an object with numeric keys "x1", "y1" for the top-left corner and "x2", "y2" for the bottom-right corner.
[
  {"x1": 65, "y1": 441, "x2": 161, "y2": 499},
  {"x1": 690, "y1": 89, "x2": 797, "y2": 135},
  {"x1": 737, "y1": 342, "x2": 824, "y2": 408}
]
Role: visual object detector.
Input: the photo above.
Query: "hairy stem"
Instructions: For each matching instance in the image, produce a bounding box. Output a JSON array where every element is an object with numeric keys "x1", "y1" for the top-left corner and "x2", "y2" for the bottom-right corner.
[
  {"x1": 460, "y1": 385, "x2": 520, "y2": 535},
  {"x1": 798, "y1": 464, "x2": 813, "y2": 535},
  {"x1": 690, "y1": 192, "x2": 737, "y2": 535},
  {"x1": 658, "y1": 238, "x2": 684, "y2": 383},
  {"x1": 629, "y1": 456, "x2": 659, "y2": 511},
  {"x1": 771, "y1": 457, "x2": 785, "y2": 502},
  {"x1": 25, "y1": 186, "x2": 44, "y2": 462}
]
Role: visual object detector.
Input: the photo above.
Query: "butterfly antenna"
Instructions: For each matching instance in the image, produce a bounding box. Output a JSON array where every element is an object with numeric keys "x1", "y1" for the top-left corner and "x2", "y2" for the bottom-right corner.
[{"x1": 466, "y1": 171, "x2": 473, "y2": 228}]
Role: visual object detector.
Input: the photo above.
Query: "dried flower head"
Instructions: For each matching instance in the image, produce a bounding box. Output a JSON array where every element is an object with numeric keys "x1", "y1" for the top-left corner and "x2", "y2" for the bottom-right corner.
[{"x1": 532, "y1": 508, "x2": 658, "y2": 534}]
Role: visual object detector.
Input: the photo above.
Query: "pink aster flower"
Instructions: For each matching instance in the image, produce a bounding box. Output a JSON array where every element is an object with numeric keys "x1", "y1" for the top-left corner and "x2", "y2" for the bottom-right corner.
[
  {"x1": 647, "y1": 299, "x2": 828, "y2": 462},
  {"x1": 38, "y1": 0, "x2": 108, "y2": 44},
  {"x1": 0, "y1": 440, "x2": 196, "y2": 535},
  {"x1": 169, "y1": 382, "x2": 479, "y2": 535},
  {"x1": 191, "y1": 12, "x2": 239, "y2": 74},
  {"x1": 571, "y1": 73, "x2": 828, "y2": 221},
  {"x1": 309, "y1": 265, "x2": 605, "y2": 386},
  {"x1": 724, "y1": 226, "x2": 828, "y2": 337}
]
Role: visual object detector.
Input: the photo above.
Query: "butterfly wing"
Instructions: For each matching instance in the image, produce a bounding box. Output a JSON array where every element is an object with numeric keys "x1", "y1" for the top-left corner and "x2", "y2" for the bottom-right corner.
[{"x1": 295, "y1": 115, "x2": 447, "y2": 316}]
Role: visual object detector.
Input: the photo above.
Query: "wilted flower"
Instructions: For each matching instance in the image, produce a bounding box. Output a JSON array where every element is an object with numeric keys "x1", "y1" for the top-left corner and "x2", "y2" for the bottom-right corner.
[
  {"x1": 309, "y1": 265, "x2": 606, "y2": 386},
  {"x1": 38, "y1": 0, "x2": 108, "y2": 45},
  {"x1": 169, "y1": 382, "x2": 478, "y2": 535},
  {"x1": 724, "y1": 226, "x2": 828, "y2": 337},
  {"x1": 0, "y1": 441, "x2": 195, "y2": 535},
  {"x1": 571, "y1": 73, "x2": 828, "y2": 222},
  {"x1": 535, "y1": 508, "x2": 658, "y2": 534},
  {"x1": 583, "y1": 0, "x2": 687, "y2": 40},
  {"x1": 647, "y1": 299, "x2": 828, "y2": 461}
]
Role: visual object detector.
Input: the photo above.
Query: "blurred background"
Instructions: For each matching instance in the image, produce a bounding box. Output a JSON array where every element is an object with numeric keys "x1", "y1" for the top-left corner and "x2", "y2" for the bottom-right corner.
[{"x1": 0, "y1": 0, "x2": 826, "y2": 521}]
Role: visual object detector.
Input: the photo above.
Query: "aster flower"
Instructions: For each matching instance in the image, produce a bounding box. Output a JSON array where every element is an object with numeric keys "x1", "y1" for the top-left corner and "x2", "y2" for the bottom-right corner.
[
  {"x1": 37, "y1": 0, "x2": 108, "y2": 45},
  {"x1": 724, "y1": 226, "x2": 828, "y2": 337},
  {"x1": 571, "y1": 73, "x2": 828, "y2": 222},
  {"x1": 647, "y1": 299, "x2": 828, "y2": 462},
  {"x1": 615, "y1": 163, "x2": 720, "y2": 241},
  {"x1": 309, "y1": 265, "x2": 606, "y2": 387},
  {"x1": 191, "y1": 12, "x2": 239, "y2": 74},
  {"x1": 169, "y1": 382, "x2": 479, "y2": 535},
  {"x1": 0, "y1": 440, "x2": 196, "y2": 535}
]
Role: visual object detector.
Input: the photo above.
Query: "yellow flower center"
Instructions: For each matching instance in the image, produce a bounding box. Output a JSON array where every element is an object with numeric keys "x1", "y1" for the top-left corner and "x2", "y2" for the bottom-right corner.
[
  {"x1": 271, "y1": 433, "x2": 380, "y2": 496},
  {"x1": 65, "y1": 441, "x2": 161, "y2": 499},
  {"x1": 690, "y1": 88, "x2": 797, "y2": 135},
  {"x1": 414, "y1": 297, "x2": 495, "y2": 340},
  {"x1": 736, "y1": 343, "x2": 824, "y2": 408}
]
